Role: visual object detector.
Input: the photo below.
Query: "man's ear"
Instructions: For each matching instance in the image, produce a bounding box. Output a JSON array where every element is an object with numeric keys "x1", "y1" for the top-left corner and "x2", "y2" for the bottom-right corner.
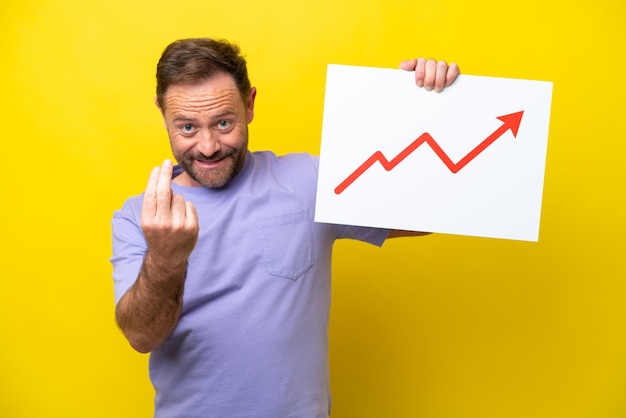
[{"x1": 246, "y1": 87, "x2": 257, "y2": 124}]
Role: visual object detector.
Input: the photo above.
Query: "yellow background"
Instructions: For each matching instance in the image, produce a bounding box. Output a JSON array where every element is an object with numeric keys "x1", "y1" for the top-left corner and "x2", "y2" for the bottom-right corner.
[{"x1": 2, "y1": 0, "x2": 625, "y2": 417}]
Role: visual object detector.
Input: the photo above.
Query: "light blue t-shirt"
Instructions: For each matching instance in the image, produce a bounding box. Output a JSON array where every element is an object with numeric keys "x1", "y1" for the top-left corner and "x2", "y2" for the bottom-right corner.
[{"x1": 111, "y1": 151, "x2": 389, "y2": 417}]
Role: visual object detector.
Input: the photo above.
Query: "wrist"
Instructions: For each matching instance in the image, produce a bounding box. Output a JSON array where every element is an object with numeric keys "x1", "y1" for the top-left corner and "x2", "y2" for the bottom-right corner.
[{"x1": 145, "y1": 248, "x2": 189, "y2": 270}]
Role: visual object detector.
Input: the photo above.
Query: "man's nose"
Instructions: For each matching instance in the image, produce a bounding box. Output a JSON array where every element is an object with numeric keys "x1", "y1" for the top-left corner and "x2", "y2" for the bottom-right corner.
[{"x1": 196, "y1": 129, "x2": 220, "y2": 156}]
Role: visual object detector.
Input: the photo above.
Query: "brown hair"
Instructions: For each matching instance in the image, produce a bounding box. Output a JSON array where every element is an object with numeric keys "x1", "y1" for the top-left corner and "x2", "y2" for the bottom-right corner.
[{"x1": 155, "y1": 38, "x2": 251, "y2": 108}]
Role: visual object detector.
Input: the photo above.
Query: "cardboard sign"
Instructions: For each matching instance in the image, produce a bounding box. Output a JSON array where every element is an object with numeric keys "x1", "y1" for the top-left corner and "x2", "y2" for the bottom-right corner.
[{"x1": 315, "y1": 64, "x2": 553, "y2": 241}]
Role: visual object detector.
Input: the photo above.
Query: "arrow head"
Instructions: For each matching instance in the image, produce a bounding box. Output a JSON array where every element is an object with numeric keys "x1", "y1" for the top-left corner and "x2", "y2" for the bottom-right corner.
[{"x1": 497, "y1": 111, "x2": 524, "y2": 137}]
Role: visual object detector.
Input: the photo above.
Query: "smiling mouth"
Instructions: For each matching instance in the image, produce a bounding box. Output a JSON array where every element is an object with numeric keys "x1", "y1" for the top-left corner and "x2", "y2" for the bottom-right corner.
[
  {"x1": 194, "y1": 158, "x2": 226, "y2": 168},
  {"x1": 195, "y1": 151, "x2": 230, "y2": 162}
]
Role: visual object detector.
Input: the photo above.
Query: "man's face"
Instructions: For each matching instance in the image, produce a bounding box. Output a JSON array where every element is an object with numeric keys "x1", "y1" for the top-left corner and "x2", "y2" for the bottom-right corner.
[{"x1": 158, "y1": 72, "x2": 256, "y2": 188}]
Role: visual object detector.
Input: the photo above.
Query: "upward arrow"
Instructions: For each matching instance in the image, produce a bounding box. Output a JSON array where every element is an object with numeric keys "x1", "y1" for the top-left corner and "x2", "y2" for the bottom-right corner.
[
  {"x1": 497, "y1": 111, "x2": 524, "y2": 137},
  {"x1": 334, "y1": 111, "x2": 525, "y2": 195},
  {"x1": 451, "y1": 110, "x2": 524, "y2": 172}
]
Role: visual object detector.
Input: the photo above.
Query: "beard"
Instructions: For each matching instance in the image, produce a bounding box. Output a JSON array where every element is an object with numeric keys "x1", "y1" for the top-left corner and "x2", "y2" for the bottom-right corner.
[{"x1": 174, "y1": 143, "x2": 248, "y2": 189}]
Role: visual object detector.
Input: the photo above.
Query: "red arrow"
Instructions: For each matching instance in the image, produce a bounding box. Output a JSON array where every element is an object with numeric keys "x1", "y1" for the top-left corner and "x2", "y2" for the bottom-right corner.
[{"x1": 334, "y1": 111, "x2": 524, "y2": 195}]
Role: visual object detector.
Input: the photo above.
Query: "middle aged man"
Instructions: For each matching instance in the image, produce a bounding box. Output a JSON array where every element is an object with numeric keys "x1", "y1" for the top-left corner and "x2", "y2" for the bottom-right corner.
[{"x1": 111, "y1": 38, "x2": 460, "y2": 417}]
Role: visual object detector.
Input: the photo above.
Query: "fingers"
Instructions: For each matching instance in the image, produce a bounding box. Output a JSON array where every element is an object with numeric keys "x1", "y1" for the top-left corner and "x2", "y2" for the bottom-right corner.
[
  {"x1": 414, "y1": 58, "x2": 426, "y2": 88},
  {"x1": 141, "y1": 165, "x2": 160, "y2": 219},
  {"x1": 420, "y1": 59, "x2": 444, "y2": 92},
  {"x1": 399, "y1": 58, "x2": 418, "y2": 71},
  {"x1": 401, "y1": 57, "x2": 461, "y2": 92},
  {"x1": 170, "y1": 195, "x2": 198, "y2": 231},
  {"x1": 155, "y1": 159, "x2": 173, "y2": 216},
  {"x1": 423, "y1": 59, "x2": 438, "y2": 91},
  {"x1": 433, "y1": 60, "x2": 449, "y2": 92},
  {"x1": 445, "y1": 62, "x2": 461, "y2": 87},
  {"x1": 142, "y1": 159, "x2": 173, "y2": 219},
  {"x1": 170, "y1": 194, "x2": 187, "y2": 227},
  {"x1": 185, "y1": 201, "x2": 199, "y2": 231},
  {"x1": 142, "y1": 159, "x2": 197, "y2": 228},
  {"x1": 140, "y1": 160, "x2": 200, "y2": 260}
]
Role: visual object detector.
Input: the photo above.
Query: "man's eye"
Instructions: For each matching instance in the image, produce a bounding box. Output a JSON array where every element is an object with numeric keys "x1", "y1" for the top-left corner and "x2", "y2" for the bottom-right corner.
[
  {"x1": 181, "y1": 124, "x2": 194, "y2": 133},
  {"x1": 217, "y1": 120, "x2": 232, "y2": 129}
]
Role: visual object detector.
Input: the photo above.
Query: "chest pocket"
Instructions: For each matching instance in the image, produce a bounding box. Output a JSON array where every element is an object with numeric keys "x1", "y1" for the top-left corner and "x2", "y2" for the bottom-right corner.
[{"x1": 256, "y1": 210, "x2": 314, "y2": 280}]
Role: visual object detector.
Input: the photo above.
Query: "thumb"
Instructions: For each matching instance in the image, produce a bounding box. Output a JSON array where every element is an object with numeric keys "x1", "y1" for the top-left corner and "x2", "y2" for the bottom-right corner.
[{"x1": 399, "y1": 58, "x2": 417, "y2": 71}]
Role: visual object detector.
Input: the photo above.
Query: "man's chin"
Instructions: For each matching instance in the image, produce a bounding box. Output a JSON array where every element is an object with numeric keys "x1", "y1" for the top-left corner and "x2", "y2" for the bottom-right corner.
[
  {"x1": 191, "y1": 170, "x2": 232, "y2": 188},
  {"x1": 188, "y1": 162, "x2": 236, "y2": 188}
]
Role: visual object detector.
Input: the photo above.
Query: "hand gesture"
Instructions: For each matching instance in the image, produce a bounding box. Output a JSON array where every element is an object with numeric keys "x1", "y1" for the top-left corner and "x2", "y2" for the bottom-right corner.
[
  {"x1": 400, "y1": 58, "x2": 460, "y2": 92},
  {"x1": 141, "y1": 159, "x2": 199, "y2": 266}
]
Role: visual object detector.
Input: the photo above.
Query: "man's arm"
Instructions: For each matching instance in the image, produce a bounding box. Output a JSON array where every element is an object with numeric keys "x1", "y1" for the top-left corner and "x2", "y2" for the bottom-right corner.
[{"x1": 115, "y1": 160, "x2": 199, "y2": 353}]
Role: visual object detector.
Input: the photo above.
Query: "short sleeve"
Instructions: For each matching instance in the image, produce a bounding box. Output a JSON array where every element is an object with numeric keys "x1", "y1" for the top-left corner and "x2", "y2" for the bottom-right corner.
[
  {"x1": 331, "y1": 223, "x2": 390, "y2": 246},
  {"x1": 110, "y1": 196, "x2": 146, "y2": 304}
]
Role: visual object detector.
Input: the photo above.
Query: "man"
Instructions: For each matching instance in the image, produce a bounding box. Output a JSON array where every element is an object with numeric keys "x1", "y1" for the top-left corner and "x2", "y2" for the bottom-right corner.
[{"x1": 111, "y1": 38, "x2": 460, "y2": 417}]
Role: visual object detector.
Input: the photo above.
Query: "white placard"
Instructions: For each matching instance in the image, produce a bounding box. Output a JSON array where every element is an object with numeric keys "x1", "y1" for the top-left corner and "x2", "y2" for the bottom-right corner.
[{"x1": 315, "y1": 64, "x2": 553, "y2": 241}]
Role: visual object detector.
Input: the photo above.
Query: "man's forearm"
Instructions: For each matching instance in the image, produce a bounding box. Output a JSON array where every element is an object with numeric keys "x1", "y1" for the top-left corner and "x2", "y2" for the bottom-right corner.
[{"x1": 116, "y1": 253, "x2": 187, "y2": 353}]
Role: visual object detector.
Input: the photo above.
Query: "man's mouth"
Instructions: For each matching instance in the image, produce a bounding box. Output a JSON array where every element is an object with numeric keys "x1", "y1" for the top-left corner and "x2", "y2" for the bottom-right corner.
[
  {"x1": 194, "y1": 158, "x2": 225, "y2": 168},
  {"x1": 193, "y1": 152, "x2": 231, "y2": 167}
]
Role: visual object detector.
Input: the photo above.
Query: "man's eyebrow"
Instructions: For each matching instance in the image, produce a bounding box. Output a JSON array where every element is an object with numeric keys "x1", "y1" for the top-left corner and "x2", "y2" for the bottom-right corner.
[
  {"x1": 211, "y1": 109, "x2": 237, "y2": 119},
  {"x1": 172, "y1": 115, "x2": 197, "y2": 123},
  {"x1": 172, "y1": 110, "x2": 237, "y2": 123}
]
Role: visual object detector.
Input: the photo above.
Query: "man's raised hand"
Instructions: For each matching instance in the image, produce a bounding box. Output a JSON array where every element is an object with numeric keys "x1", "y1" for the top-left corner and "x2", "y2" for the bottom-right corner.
[
  {"x1": 116, "y1": 159, "x2": 198, "y2": 353},
  {"x1": 141, "y1": 159, "x2": 199, "y2": 266}
]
